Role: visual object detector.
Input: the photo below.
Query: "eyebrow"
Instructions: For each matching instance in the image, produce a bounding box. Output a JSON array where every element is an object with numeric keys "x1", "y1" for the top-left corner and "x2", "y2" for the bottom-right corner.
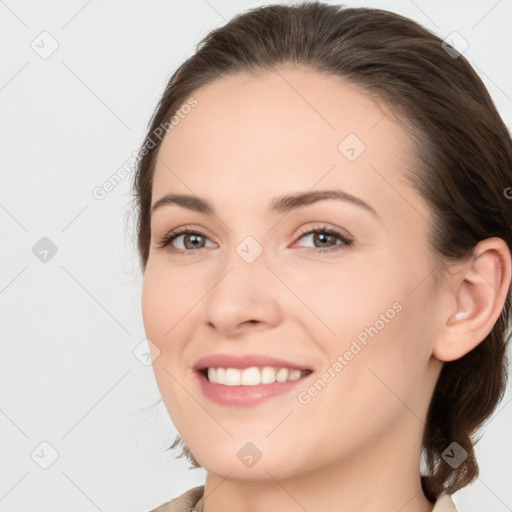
[{"x1": 150, "y1": 189, "x2": 379, "y2": 218}]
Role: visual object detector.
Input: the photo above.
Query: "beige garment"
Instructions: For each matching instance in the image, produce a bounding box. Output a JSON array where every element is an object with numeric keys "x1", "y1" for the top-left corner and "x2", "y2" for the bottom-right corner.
[{"x1": 149, "y1": 485, "x2": 458, "y2": 512}]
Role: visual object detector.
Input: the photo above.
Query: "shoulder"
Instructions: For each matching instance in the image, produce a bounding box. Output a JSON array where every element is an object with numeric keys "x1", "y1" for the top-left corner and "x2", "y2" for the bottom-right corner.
[
  {"x1": 149, "y1": 486, "x2": 205, "y2": 512},
  {"x1": 432, "y1": 492, "x2": 458, "y2": 512}
]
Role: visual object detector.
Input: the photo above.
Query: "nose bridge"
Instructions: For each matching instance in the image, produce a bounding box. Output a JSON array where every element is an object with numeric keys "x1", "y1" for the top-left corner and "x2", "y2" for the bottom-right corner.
[
  {"x1": 200, "y1": 232, "x2": 282, "y2": 333},
  {"x1": 234, "y1": 234, "x2": 266, "y2": 266},
  {"x1": 219, "y1": 232, "x2": 271, "y2": 304}
]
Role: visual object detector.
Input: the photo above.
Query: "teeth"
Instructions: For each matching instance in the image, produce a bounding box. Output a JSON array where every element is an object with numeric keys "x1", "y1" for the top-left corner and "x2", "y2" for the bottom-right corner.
[
  {"x1": 276, "y1": 368, "x2": 289, "y2": 382},
  {"x1": 206, "y1": 366, "x2": 306, "y2": 386},
  {"x1": 241, "y1": 367, "x2": 260, "y2": 385}
]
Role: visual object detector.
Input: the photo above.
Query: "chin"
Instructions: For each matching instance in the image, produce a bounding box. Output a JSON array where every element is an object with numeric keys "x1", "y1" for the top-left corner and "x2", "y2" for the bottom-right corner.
[{"x1": 191, "y1": 440, "x2": 306, "y2": 482}]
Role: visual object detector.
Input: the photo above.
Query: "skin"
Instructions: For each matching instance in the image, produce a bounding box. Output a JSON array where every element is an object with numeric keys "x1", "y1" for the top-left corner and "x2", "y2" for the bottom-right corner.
[{"x1": 141, "y1": 65, "x2": 511, "y2": 512}]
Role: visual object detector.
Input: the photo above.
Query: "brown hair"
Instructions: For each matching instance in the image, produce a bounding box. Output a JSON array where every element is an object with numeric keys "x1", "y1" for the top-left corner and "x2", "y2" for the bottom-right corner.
[{"x1": 130, "y1": 1, "x2": 512, "y2": 502}]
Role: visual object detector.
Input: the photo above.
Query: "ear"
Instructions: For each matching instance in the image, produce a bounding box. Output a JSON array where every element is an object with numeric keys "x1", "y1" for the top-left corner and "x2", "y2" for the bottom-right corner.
[{"x1": 432, "y1": 237, "x2": 512, "y2": 362}]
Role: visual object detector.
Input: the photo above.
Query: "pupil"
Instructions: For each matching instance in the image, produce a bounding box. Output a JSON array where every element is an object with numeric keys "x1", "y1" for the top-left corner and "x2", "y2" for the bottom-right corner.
[
  {"x1": 186, "y1": 234, "x2": 203, "y2": 249},
  {"x1": 316, "y1": 232, "x2": 333, "y2": 247}
]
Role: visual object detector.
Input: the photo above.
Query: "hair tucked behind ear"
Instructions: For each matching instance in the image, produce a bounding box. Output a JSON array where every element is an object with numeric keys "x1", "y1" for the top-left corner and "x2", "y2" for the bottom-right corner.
[{"x1": 131, "y1": 2, "x2": 512, "y2": 502}]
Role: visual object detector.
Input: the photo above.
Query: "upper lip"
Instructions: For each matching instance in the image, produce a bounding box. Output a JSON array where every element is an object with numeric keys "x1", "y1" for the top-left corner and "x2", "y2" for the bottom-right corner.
[{"x1": 193, "y1": 354, "x2": 313, "y2": 371}]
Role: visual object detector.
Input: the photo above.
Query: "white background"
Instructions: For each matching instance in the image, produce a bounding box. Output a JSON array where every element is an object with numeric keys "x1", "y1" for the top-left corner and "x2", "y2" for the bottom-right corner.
[{"x1": 1, "y1": 1, "x2": 511, "y2": 511}]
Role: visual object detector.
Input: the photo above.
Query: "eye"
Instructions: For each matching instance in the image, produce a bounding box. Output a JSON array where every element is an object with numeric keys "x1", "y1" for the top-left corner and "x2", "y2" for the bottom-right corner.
[
  {"x1": 157, "y1": 224, "x2": 354, "y2": 256},
  {"x1": 157, "y1": 226, "x2": 216, "y2": 255},
  {"x1": 292, "y1": 224, "x2": 354, "y2": 254}
]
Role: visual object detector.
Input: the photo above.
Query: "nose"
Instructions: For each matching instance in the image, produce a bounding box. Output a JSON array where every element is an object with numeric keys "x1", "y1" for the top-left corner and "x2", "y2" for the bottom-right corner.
[{"x1": 200, "y1": 245, "x2": 283, "y2": 337}]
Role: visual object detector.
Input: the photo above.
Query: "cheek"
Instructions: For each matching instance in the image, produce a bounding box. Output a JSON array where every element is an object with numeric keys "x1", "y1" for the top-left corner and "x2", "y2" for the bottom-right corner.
[
  {"x1": 324, "y1": 284, "x2": 434, "y2": 426},
  {"x1": 140, "y1": 266, "x2": 188, "y2": 365},
  {"x1": 141, "y1": 268, "x2": 194, "y2": 420},
  {"x1": 296, "y1": 303, "x2": 427, "y2": 455},
  {"x1": 141, "y1": 262, "x2": 195, "y2": 336},
  {"x1": 141, "y1": 270, "x2": 167, "y2": 340},
  {"x1": 295, "y1": 256, "x2": 432, "y2": 411},
  {"x1": 284, "y1": 258, "x2": 400, "y2": 342}
]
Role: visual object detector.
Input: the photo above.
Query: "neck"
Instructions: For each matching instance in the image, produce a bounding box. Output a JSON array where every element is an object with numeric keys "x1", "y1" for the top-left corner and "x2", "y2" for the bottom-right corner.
[{"x1": 197, "y1": 417, "x2": 436, "y2": 512}]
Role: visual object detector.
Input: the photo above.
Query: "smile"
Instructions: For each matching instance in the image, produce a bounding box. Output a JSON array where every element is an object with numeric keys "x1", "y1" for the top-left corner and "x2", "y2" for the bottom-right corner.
[{"x1": 206, "y1": 366, "x2": 312, "y2": 386}]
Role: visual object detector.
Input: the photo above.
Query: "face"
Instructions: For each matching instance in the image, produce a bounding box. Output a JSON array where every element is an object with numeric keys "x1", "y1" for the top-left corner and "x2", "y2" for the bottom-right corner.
[{"x1": 142, "y1": 65, "x2": 443, "y2": 481}]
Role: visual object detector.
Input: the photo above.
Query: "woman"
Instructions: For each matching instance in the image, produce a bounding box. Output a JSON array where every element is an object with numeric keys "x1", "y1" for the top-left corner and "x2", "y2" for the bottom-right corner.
[{"x1": 130, "y1": 2, "x2": 512, "y2": 511}]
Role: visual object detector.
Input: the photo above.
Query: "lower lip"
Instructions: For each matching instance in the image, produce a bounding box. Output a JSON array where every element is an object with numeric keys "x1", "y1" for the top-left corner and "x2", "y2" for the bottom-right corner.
[{"x1": 196, "y1": 370, "x2": 312, "y2": 407}]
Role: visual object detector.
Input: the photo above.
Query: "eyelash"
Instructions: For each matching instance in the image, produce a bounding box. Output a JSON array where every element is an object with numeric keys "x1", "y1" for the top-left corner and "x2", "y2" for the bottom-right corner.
[{"x1": 157, "y1": 224, "x2": 354, "y2": 256}]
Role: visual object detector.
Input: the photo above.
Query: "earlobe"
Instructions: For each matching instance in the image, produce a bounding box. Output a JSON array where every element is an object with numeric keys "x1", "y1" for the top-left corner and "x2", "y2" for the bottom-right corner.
[{"x1": 432, "y1": 237, "x2": 512, "y2": 362}]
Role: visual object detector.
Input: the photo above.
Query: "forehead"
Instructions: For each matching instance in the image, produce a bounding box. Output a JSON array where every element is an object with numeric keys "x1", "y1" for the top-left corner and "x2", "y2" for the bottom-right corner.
[
  {"x1": 160, "y1": 66, "x2": 404, "y2": 158},
  {"x1": 152, "y1": 65, "x2": 429, "y2": 224}
]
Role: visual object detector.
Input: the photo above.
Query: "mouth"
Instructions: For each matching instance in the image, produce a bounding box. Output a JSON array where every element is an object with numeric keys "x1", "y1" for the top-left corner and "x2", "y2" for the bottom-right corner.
[
  {"x1": 200, "y1": 366, "x2": 313, "y2": 386},
  {"x1": 193, "y1": 353, "x2": 315, "y2": 406},
  {"x1": 196, "y1": 366, "x2": 314, "y2": 407}
]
